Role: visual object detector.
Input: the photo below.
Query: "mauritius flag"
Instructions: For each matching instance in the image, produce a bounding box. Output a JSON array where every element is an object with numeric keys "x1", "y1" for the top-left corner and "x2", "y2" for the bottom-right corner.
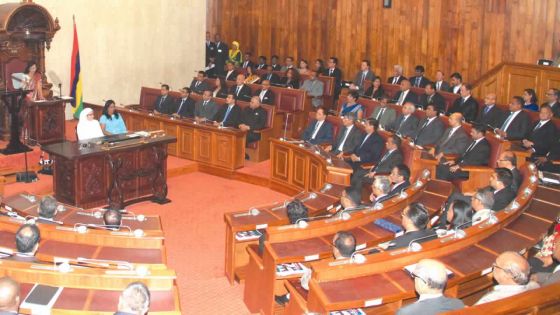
[{"x1": 70, "y1": 16, "x2": 83, "y2": 119}]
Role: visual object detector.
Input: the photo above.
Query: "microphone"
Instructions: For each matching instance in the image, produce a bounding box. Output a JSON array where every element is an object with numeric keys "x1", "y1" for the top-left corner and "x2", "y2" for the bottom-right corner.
[
  {"x1": 277, "y1": 219, "x2": 309, "y2": 230},
  {"x1": 389, "y1": 233, "x2": 436, "y2": 256},
  {"x1": 271, "y1": 200, "x2": 289, "y2": 211},
  {"x1": 300, "y1": 192, "x2": 318, "y2": 203},
  {"x1": 325, "y1": 211, "x2": 352, "y2": 223},
  {"x1": 320, "y1": 183, "x2": 333, "y2": 193},
  {"x1": 299, "y1": 213, "x2": 337, "y2": 224},
  {"x1": 329, "y1": 249, "x2": 368, "y2": 266},
  {"x1": 478, "y1": 213, "x2": 499, "y2": 228},
  {"x1": 76, "y1": 209, "x2": 104, "y2": 219},
  {"x1": 282, "y1": 112, "x2": 291, "y2": 141},
  {"x1": 121, "y1": 214, "x2": 146, "y2": 222},
  {"x1": 76, "y1": 257, "x2": 133, "y2": 270},
  {"x1": 440, "y1": 221, "x2": 471, "y2": 243},
  {"x1": 234, "y1": 207, "x2": 260, "y2": 217}
]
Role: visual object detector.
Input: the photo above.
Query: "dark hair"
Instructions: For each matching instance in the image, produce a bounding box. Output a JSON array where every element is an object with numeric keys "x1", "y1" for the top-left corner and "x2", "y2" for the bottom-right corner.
[
  {"x1": 24, "y1": 61, "x2": 38, "y2": 74},
  {"x1": 524, "y1": 88, "x2": 538, "y2": 104},
  {"x1": 316, "y1": 106, "x2": 328, "y2": 117},
  {"x1": 334, "y1": 231, "x2": 356, "y2": 257},
  {"x1": 450, "y1": 200, "x2": 473, "y2": 229},
  {"x1": 38, "y1": 196, "x2": 57, "y2": 219},
  {"x1": 286, "y1": 56, "x2": 294, "y2": 62},
  {"x1": 184, "y1": 87, "x2": 192, "y2": 94},
  {"x1": 390, "y1": 134, "x2": 402, "y2": 147},
  {"x1": 103, "y1": 209, "x2": 122, "y2": 228},
  {"x1": 495, "y1": 167, "x2": 513, "y2": 188},
  {"x1": 512, "y1": 96, "x2": 524, "y2": 107},
  {"x1": 344, "y1": 187, "x2": 362, "y2": 206},
  {"x1": 15, "y1": 224, "x2": 40, "y2": 253},
  {"x1": 271, "y1": 55, "x2": 279, "y2": 60},
  {"x1": 406, "y1": 202, "x2": 430, "y2": 230},
  {"x1": 102, "y1": 99, "x2": 119, "y2": 120},
  {"x1": 425, "y1": 82, "x2": 435, "y2": 90},
  {"x1": 315, "y1": 59, "x2": 324, "y2": 67},
  {"x1": 400, "y1": 78, "x2": 410, "y2": 85},
  {"x1": 258, "y1": 55, "x2": 266, "y2": 61},
  {"x1": 450, "y1": 72, "x2": 462, "y2": 81},
  {"x1": 425, "y1": 104, "x2": 440, "y2": 115},
  {"x1": 198, "y1": 70, "x2": 206, "y2": 77},
  {"x1": 362, "y1": 59, "x2": 371, "y2": 67},
  {"x1": 415, "y1": 65, "x2": 425, "y2": 73},
  {"x1": 366, "y1": 118, "x2": 379, "y2": 130},
  {"x1": 472, "y1": 123, "x2": 486, "y2": 135},
  {"x1": 394, "y1": 164, "x2": 410, "y2": 182},
  {"x1": 245, "y1": 52, "x2": 252, "y2": 57},
  {"x1": 286, "y1": 199, "x2": 308, "y2": 224},
  {"x1": 226, "y1": 93, "x2": 237, "y2": 101},
  {"x1": 550, "y1": 88, "x2": 560, "y2": 99},
  {"x1": 329, "y1": 57, "x2": 338, "y2": 64},
  {"x1": 300, "y1": 59, "x2": 309, "y2": 67},
  {"x1": 502, "y1": 150, "x2": 517, "y2": 167},
  {"x1": 161, "y1": 84, "x2": 170, "y2": 91},
  {"x1": 348, "y1": 91, "x2": 359, "y2": 101},
  {"x1": 463, "y1": 83, "x2": 473, "y2": 91}
]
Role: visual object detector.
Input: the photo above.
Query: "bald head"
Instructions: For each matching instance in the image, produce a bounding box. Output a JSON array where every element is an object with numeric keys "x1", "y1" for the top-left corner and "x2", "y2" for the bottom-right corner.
[
  {"x1": 0, "y1": 277, "x2": 19, "y2": 312},
  {"x1": 449, "y1": 113, "x2": 464, "y2": 127},
  {"x1": 414, "y1": 259, "x2": 449, "y2": 294},
  {"x1": 494, "y1": 251, "x2": 530, "y2": 285},
  {"x1": 118, "y1": 282, "x2": 151, "y2": 315}
]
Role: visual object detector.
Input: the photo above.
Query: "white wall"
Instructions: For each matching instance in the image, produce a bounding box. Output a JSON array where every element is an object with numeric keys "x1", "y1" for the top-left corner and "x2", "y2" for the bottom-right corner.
[{"x1": 33, "y1": 0, "x2": 206, "y2": 109}]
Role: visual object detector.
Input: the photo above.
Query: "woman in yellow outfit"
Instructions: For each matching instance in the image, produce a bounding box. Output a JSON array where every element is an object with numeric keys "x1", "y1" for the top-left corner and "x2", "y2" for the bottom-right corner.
[{"x1": 228, "y1": 40, "x2": 242, "y2": 67}]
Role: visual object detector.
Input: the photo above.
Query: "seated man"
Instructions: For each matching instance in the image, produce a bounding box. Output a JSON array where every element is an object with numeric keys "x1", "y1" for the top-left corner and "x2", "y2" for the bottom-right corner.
[
  {"x1": 103, "y1": 209, "x2": 122, "y2": 230},
  {"x1": 375, "y1": 202, "x2": 437, "y2": 251},
  {"x1": 396, "y1": 259, "x2": 464, "y2": 314},
  {"x1": 542, "y1": 88, "x2": 560, "y2": 118},
  {"x1": 447, "y1": 83, "x2": 478, "y2": 122},
  {"x1": 471, "y1": 188, "x2": 495, "y2": 224},
  {"x1": 497, "y1": 150, "x2": 522, "y2": 192},
  {"x1": 413, "y1": 104, "x2": 445, "y2": 147},
  {"x1": 230, "y1": 74, "x2": 252, "y2": 102},
  {"x1": 0, "y1": 276, "x2": 20, "y2": 315},
  {"x1": 324, "y1": 113, "x2": 364, "y2": 157},
  {"x1": 300, "y1": 70, "x2": 324, "y2": 108},
  {"x1": 494, "y1": 96, "x2": 531, "y2": 140},
  {"x1": 153, "y1": 84, "x2": 175, "y2": 114},
  {"x1": 172, "y1": 87, "x2": 195, "y2": 118},
  {"x1": 418, "y1": 82, "x2": 445, "y2": 112},
  {"x1": 388, "y1": 164, "x2": 411, "y2": 196},
  {"x1": 239, "y1": 96, "x2": 267, "y2": 148},
  {"x1": 224, "y1": 61, "x2": 238, "y2": 81},
  {"x1": 301, "y1": 107, "x2": 333, "y2": 145},
  {"x1": 37, "y1": 196, "x2": 60, "y2": 225},
  {"x1": 436, "y1": 124, "x2": 490, "y2": 181},
  {"x1": 475, "y1": 92, "x2": 505, "y2": 129},
  {"x1": 370, "y1": 176, "x2": 392, "y2": 206},
  {"x1": 409, "y1": 65, "x2": 431, "y2": 88},
  {"x1": 259, "y1": 199, "x2": 308, "y2": 254},
  {"x1": 189, "y1": 70, "x2": 209, "y2": 94},
  {"x1": 350, "y1": 135, "x2": 404, "y2": 192},
  {"x1": 214, "y1": 93, "x2": 241, "y2": 128},
  {"x1": 388, "y1": 64, "x2": 406, "y2": 85},
  {"x1": 475, "y1": 251, "x2": 538, "y2": 305},
  {"x1": 116, "y1": 282, "x2": 151, "y2": 315},
  {"x1": 14, "y1": 224, "x2": 40, "y2": 262},
  {"x1": 389, "y1": 102, "x2": 419, "y2": 138},
  {"x1": 255, "y1": 79, "x2": 275, "y2": 105},
  {"x1": 194, "y1": 90, "x2": 218, "y2": 122},
  {"x1": 369, "y1": 96, "x2": 397, "y2": 129},
  {"x1": 349, "y1": 60, "x2": 375, "y2": 95},
  {"x1": 449, "y1": 72, "x2": 463, "y2": 94},
  {"x1": 490, "y1": 168, "x2": 516, "y2": 211},
  {"x1": 522, "y1": 105, "x2": 558, "y2": 157},
  {"x1": 347, "y1": 118, "x2": 384, "y2": 169},
  {"x1": 260, "y1": 65, "x2": 280, "y2": 84},
  {"x1": 430, "y1": 113, "x2": 470, "y2": 162},
  {"x1": 535, "y1": 137, "x2": 560, "y2": 174},
  {"x1": 393, "y1": 79, "x2": 418, "y2": 106},
  {"x1": 532, "y1": 237, "x2": 560, "y2": 286}
]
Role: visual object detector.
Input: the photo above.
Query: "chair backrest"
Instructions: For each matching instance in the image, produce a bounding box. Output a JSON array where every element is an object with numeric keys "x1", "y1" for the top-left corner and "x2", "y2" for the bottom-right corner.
[
  {"x1": 325, "y1": 115, "x2": 343, "y2": 140},
  {"x1": 485, "y1": 134, "x2": 505, "y2": 167},
  {"x1": 380, "y1": 83, "x2": 401, "y2": 99},
  {"x1": 440, "y1": 91, "x2": 461, "y2": 112},
  {"x1": 139, "y1": 87, "x2": 180, "y2": 110},
  {"x1": 3, "y1": 58, "x2": 27, "y2": 91}
]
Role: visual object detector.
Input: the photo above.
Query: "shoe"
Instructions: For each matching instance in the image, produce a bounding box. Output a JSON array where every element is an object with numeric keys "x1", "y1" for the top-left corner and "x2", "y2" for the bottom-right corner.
[
  {"x1": 274, "y1": 294, "x2": 289, "y2": 306},
  {"x1": 245, "y1": 153, "x2": 250, "y2": 160}
]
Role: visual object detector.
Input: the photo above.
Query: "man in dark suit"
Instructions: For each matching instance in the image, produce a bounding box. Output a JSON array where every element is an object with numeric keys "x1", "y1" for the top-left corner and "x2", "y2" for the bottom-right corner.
[
  {"x1": 449, "y1": 72, "x2": 463, "y2": 94},
  {"x1": 255, "y1": 56, "x2": 267, "y2": 70},
  {"x1": 522, "y1": 105, "x2": 558, "y2": 156},
  {"x1": 497, "y1": 151, "x2": 522, "y2": 192},
  {"x1": 260, "y1": 65, "x2": 280, "y2": 85},
  {"x1": 543, "y1": 88, "x2": 560, "y2": 118},
  {"x1": 388, "y1": 64, "x2": 406, "y2": 85},
  {"x1": 323, "y1": 57, "x2": 342, "y2": 101},
  {"x1": 13, "y1": 224, "x2": 39, "y2": 262},
  {"x1": 224, "y1": 62, "x2": 238, "y2": 81},
  {"x1": 390, "y1": 102, "x2": 419, "y2": 138},
  {"x1": 172, "y1": 87, "x2": 195, "y2": 118},
  {"x1": 490, "y1": 168, "x2": 516, "y2": 211},
  {"x1": 495, "y1": 96, "x2": 531, "y2": 140},
  {"x1": 396, "y1": 259, "x2": 464, "y2": 314},
  {"x1": 239, "y1": 96, "x2": 267, "y2": 146},
  {"x1": 0, "y1": 276, "x2": 20, "y2": 315},
  {"x1": 436, "y1": 124, "x2": 491, "y2": 180},
  {"x1": 255, "y1": 80, "x2": 275, "y2": 105},
  {"x1": 189, "y1": 71, "x2": 209, "y2": 95},
  {"x1": 194, "y1": 90, "x2": 218, "y2": 122},
  {"x1": 301, "y1": 107, "x2": 333, "y2": 145},
  {"x1": 205, "y1": 32, "x2": 215, "y2": 65},
  {"x1": 434, "y1": 70, "x2": 451, "y2": 92},
  {"x1": 388, "y1": 164, "x2": 411, "y2": 196},
  {"x1": 535, "y1": 137, "x2": 560, "y2": 174},
  {"x1": 214, "y1": 93, "x2": 241, "y2": 128},
  {"x1": 393, "y1": 79, "x2": 418, "y2": 106},
  {"x1": 213, "y1": 34, "x2": 228, "y2": 76},
  {"x1": 153, "y1": 84, "x2": 175, "y2": 114},
  {"x1": 369, "y1": 176, "x2": 393, "y2": 206},
  {"x1": 115, "y1": 282, "x2": 151, "y2": 315},
  {"x1": 347, "y1": 118, "x2": 384, "y2": 168},
  {"x1": 409, "y1": 65, "x2": 431, "y2": 88},
  {"x1": 418, "y1": 82, "x2": 446, "y2": 112},
  {"x1": 369, "y1": 97, "x2": 397, "y2": 129},
  {"x1": 413, "y1": 104, "x2": 445, "y2": 147},
  {"x1": 325, "y1": 112, "x2": 364, "y2": 156},
  {"x1": 270, "y1": 55, "x2": 281, "y2": 71},
  {"x1": 349, "y1": 60, "x2": 376, "y2": 95},
  {"x1": 447, "y1": 83, "x2": 478, "y2": 122},
  {"x1": 431, "y1": 113, "x2": 471, "y2": 159},
  {"x1": 280, "y1": 56, "x2": 295, "y2": 72},
  {"x1": 229, "y1": 74, "x2": 252, "y2": 102},
  {"x1": 241, "y1": 52, "x2": 254, "y2": 69},
  {"x1": 475, "y1": 93, "x2": 505, "y2": 129}
]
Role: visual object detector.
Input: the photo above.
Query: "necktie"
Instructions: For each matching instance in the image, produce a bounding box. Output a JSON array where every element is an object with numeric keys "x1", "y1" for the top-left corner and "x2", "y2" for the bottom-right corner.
[
  {"x1": 484, "y1": 106, "x2": 491, "y2": 114},
  {"x1": 311, "y1": 121, "x2": 322, "y2": 139},
  {"x1": 376, "y1": 108, "x2": 385, "y2": 121},
  {"x1": 177, "y1": 99, "x2": 185, "y2": 114},
  {"x1": 393, "y1": 77, "x2": 398, "y2": 84},
  {"x1": 223, "y1": 105, "x2": 233, "y2": 123},
  {"x1": 267, "y1": 74, "x2": 272, "y2": 80},
  {"x1": 437, "y1": 82, "x2": 441, "y2": 90},
  {"x1": 329, "y1": 69, "x2": 333, "y2": 76},
  {"x1": 428, "y1": 94, "x2": 433, "y2": 104},
  {"x1": 534, "y1": 121, "x2": 543, "y2": 131},
  {"x1": 337, "y1": 127, "x2": 351, "y2": 151},
  {"x1": 195, "y1": 81, "x2": 200, "y2": 87},
  {"x1": 501, "y1": 112, "x2": 515, "y2": 131},
  {"x1": 260, "y1": 90, "x2": 266, "y2": 101},
  {"x1": 360, "y1": 134, "x2": 370, "y2": 148},
  {"x1": 415, "y1": 77, "x2": 421, "y2": 87},
  {"x1": 203, "y1": 100, "x2": 208, "y2": 107},
  {"x1": 236, "y1": 86, "x2": 241, "y2": 96},
  {"x1": 373, "y1": 151, "x2": 391, "y2": 172},
  {"x1": 464, "y1": 140, "x2": 476, "y2": 154},
  {"x1": 398, "y1": 116, "x2": 408, "y2": 131},
  {"x1": 415, "y1": 119, "x2": 430, "y2": 141},
  {"x1": 397, "y1": 91, "x2": 406, "y2": 105},
  {"x1": 360, "y1": 72, "x2": 366, "y2": 86},
  {"x1": 441, "y1": 128, "x2": 455, "y2": 146}
]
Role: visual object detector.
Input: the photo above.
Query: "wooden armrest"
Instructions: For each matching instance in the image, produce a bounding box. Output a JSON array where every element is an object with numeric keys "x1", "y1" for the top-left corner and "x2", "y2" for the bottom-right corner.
[
  {"x1": 460, "y1": 165, "x2": 493, "y2": 172},
  {"x1": 443, "y1": 154, "x2": 460, "y2": 160},
  {"x1": 253, "y1": 127, "x2": 273, "y2": 134},
  {"x1": 246, "y1": 245, "x2": 264, "y2": 270},
  {"x1": 552, "y1": 160, "x2": 560, "y2": 165},
  {"x1": 361, "y1": 163, "x2": 375, "y2": 169}
]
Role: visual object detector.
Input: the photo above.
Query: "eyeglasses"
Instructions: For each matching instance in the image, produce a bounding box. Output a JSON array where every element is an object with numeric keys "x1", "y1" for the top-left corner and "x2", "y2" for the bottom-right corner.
[
  {"x1": 492, "y1": 263, "x2": 506, "y2": 272},
  {"x1": 410, "y1": 272, "x2": 426, "y2": 283}
]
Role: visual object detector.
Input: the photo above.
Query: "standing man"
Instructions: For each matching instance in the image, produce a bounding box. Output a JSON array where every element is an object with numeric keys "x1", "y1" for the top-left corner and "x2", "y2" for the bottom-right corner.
[
  {"x1": 349, "y1": 60, "x2": 375, "y2": 95},
  {"x1": 447, "y1": 83, "x2": 478, "y2": 122},
  {"x1": 214, "y1": 34, "x2": 229, "y2": 76},
  {"x1": 205, "y1": 32, "x2": 215, "y2": 65},
  {"x1": 324, "y1": 57, "x2": 343, "y2": 103}
]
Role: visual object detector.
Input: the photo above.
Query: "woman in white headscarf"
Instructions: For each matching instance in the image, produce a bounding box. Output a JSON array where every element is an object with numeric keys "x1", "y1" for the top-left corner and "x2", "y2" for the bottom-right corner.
[{"x1": 77, "y1": 108, "x2": 104, "y2": 140}]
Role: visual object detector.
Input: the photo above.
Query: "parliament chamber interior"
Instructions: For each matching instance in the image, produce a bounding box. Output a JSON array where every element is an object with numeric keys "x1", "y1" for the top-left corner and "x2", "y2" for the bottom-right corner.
[{"x1": 0, "y1": 0, "x2": 559, "y2": 314}]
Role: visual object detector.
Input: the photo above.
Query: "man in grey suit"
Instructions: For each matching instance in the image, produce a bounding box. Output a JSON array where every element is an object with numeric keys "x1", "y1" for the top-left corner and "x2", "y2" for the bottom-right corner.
[
  {"x1": 300, "y1": 70, "x2": 324, "y2": 108},
  {"x1": 390, "y1": 102, "x2": 419, "y2": 138},
  {"x1": 433, "y1": 70, "x2": 451, "y2": 92},
  {"x1": 349, "y1": 59, "x2": 376, "y2": 95},
  {"x1": 369, "y1": 97, "x2": 396, "y2": 129},
  {"x1": 189, "y1": 71, "x2": 209, "y2": 95},
  {"x1": 396, "y1": 259, "x2": 464, "y2": 314},
  {"x1": 194, "y1": 90, "x2": 218, "y2": 122},
  {"x1": 325, "y1": 113, "x2": 364, "y2": 156},
  {"x1": 430, "y1": 113, "x2": 470, "y2": 161},
  {"x1": 413, "y1": 104, "x2": 445, "y2": 147}
]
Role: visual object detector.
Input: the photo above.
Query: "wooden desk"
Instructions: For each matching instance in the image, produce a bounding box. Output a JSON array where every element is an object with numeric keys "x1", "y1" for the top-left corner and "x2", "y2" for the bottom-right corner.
[
  {"x1": 42, "y1": 133, "x2": 176, "y2": 209},
  {"x1": 27, "y1": 99, "x2": 66, "y2": 144},
  {"x1": 270, "y1": 138, "x2": 353, "y2": 195}
]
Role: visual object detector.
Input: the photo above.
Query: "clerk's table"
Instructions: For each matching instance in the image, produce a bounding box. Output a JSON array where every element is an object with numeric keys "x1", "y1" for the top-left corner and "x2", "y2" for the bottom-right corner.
[{"x1": 42, "y1": 132, "x2": 176, "y2": 209}]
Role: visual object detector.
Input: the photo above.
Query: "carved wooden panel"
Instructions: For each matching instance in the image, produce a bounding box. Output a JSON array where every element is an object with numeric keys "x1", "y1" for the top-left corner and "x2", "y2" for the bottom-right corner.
[
  {"x1": 292, "y1": 151, "x2": 307, "y2": 190},
  {"x1": 178, "y1": 126, "x2": 194, "y2": 159},
  {"x1": 271, "y1": 144, "x2": 289, "y2": 181},
  {"x1": 194, "y1": 129, "x2": 213, "y2": 163},
  {"x1": 144, "y1": 118, "x2": 160, "y2": 131},
  {"x1": 137, "y1": 145, "x2": 160, "y2": 196},
  {"x1": 308, "y1": 159, "x2": 323, "y2": 192},
  {"x1": 215, "y1": 133, "x2": 234, "y2": 168},
  {"x1": 78, "y1": 156, "x2": 106, "y2": 206},
  {"x1": 505, "y1": 67, "x2": 540, "y2": 102},
  {"x1": 161, "y1": 123, "x2": 178, "y2": 156},
  {"x1": 108, "y1": 151, "x2": 138, "y2": 202},
  {"x1": 541, "y1": 72, "x2": 560, "y2": 97},
  {"x1": 54, "y1": 157, "x2": 75, "y2": 205}
]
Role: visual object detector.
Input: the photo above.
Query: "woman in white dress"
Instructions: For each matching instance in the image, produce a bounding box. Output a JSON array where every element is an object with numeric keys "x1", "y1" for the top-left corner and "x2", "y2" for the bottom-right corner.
[{"x1": 77, "y1": 108, "x2": 104, "y2": 140}]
